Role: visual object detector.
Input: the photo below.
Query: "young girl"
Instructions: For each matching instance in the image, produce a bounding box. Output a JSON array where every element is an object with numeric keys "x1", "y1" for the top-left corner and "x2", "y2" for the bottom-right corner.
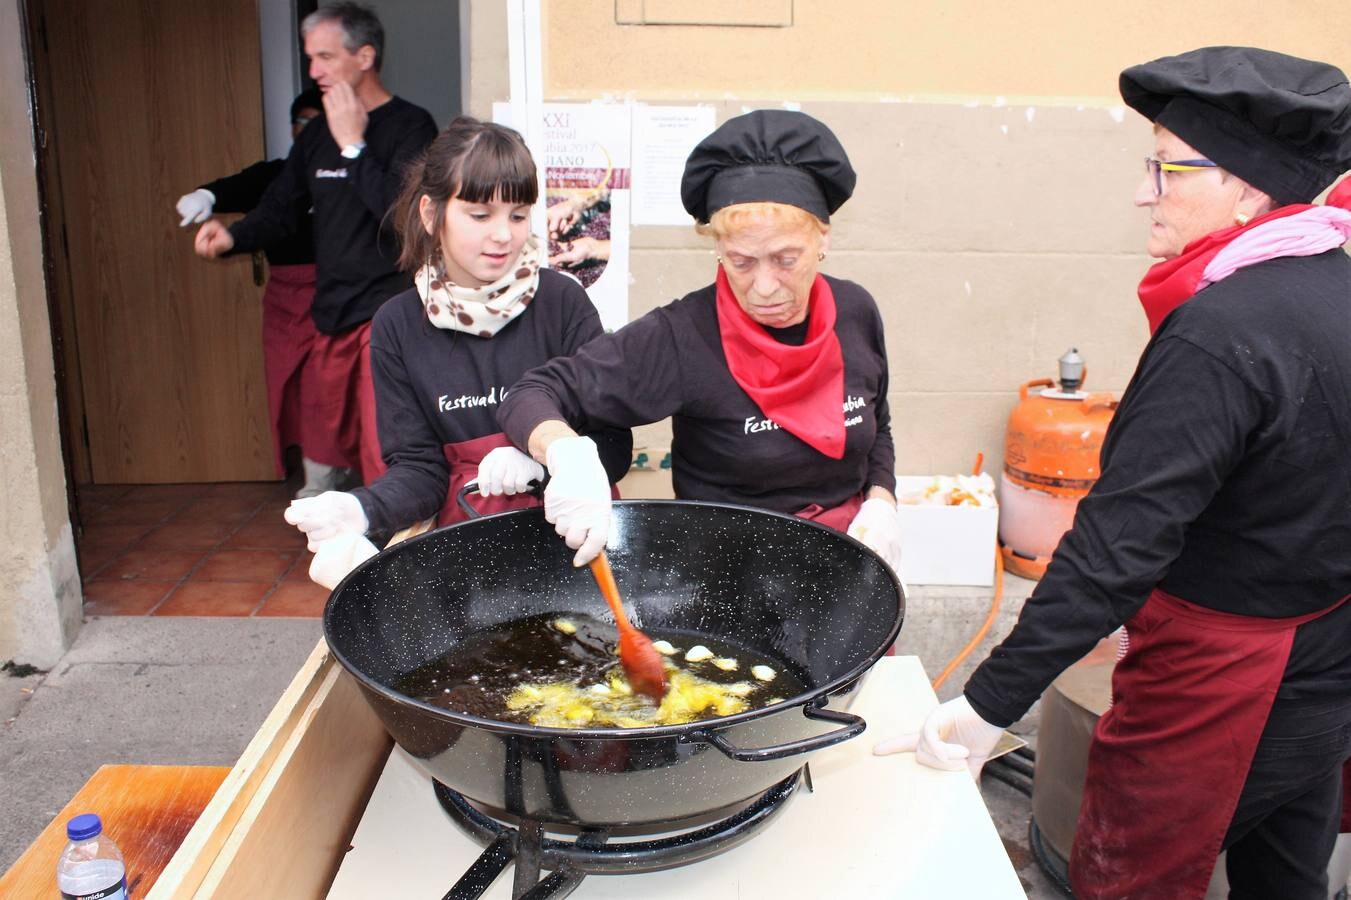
[{"x1": 284, "y1": 117, "x2": 632, "y2": 562}]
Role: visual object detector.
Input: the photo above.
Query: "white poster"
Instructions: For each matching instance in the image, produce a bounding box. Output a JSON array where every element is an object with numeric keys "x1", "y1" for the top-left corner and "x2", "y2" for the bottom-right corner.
[
  {"x1": 502, "y1": 104, "x2": 631, "y2": 333},
  {"x1": 631, "y1": 105, "x2": 717, "y2": 225},
  {"x1": 494, "y1": 102, "x2": 632, "y2": 330}
]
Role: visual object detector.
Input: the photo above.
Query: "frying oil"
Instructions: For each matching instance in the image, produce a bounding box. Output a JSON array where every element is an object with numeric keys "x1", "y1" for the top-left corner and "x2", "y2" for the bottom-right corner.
[{"x1": 393, "y1": 612, "x2": 806, "y2": 728}]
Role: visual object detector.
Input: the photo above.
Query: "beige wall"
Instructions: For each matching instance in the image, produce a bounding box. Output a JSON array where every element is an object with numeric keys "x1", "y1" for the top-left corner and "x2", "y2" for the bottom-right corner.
[
  {"x1": 0, "y1": 0, "x2": 82, "y2": 665},
  {"x1": 486, "y1": 2, "x2": 1349, "y2": 478},
  {"x1": 546, "y1": 2, "x2": 1351, "y2": 103}
]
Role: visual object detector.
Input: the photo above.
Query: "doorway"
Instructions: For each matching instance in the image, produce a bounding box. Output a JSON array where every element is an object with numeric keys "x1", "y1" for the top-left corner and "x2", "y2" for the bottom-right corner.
[
  {"x1": 30, "y1": 0, "x2": 276, "y2": 486},
  {"x1": 24, "y1": 0, "x2": 465, "y2": 614}
]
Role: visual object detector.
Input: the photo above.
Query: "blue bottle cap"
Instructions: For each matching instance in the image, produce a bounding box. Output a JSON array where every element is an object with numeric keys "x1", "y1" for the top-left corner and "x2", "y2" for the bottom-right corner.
[{"x1": 66, "y1": 813, "x2": 103, "y2": 841}]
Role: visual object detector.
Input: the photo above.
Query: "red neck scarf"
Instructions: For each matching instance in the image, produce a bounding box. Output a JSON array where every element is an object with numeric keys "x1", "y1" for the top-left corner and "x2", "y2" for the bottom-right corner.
[{"x1": 715, "y1": 267, "x2": 846, "y2": 459}]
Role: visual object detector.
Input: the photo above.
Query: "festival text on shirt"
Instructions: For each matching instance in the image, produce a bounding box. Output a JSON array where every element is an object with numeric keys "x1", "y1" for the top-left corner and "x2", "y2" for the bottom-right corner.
[
  {"x1": 744, "y1": 395, "x2": 868, "y2": 434},
  {"x1": 438, "y1": 385, "x2": 511, "y2": 413}
]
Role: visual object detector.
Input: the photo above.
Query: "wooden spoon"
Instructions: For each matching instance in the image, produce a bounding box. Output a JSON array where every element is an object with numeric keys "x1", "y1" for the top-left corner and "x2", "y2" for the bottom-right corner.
[{"x1": 588, "y1": 552, "x2": 668, "y2": 703}]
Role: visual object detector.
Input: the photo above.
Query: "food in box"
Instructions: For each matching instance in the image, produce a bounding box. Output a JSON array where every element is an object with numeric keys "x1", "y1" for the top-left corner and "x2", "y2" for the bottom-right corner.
[
  {"x1": 898, "y1": 473, "x2": 997, "y2": 509},
  {"x1": 894, "y1": 474, "x2": 999, "y2": 586}
]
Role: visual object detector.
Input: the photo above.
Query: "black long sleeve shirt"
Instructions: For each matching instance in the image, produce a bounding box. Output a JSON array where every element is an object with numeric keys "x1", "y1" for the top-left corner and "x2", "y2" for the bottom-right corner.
[
  {"x1": 227, "y1": 98, "x2": 436, "y2": 334},
  {"x1": 351, "y1": 269, "x2": 633, "y2": 534},
  {"x1": 966, "y1": 250, "x2": 1351, "y2": 727},
  {"x1": 497, "y1": 275, "x2": 896, "y2": 512},
  {"x1": 200, "y1": 160, "x2": 314, "y2": 266}
]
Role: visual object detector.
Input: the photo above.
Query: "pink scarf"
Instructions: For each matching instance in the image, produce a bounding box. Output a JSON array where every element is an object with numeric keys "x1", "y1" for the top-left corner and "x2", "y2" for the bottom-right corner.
[
  {"x1": 1137, "y1": 177, "x2": 1351, "y2": 334},
  {"x1": 1200, "y1": 206, "x2": 1351, "y2": 289}
]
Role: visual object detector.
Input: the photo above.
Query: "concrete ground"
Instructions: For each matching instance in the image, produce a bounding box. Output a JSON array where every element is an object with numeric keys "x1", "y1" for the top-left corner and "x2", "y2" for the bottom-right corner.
[{"x1": 0, "y1": 616, "x2": 321, "y2": 873}]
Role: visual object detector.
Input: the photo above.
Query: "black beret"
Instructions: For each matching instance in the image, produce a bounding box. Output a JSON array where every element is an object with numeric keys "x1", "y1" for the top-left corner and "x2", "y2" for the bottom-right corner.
[
  {"x1": 680, "y1": 109, "x2": 856, "y2": 223},
  {"x1": 1120, "y1": 46, "x2": 1351, "y2": 203}
]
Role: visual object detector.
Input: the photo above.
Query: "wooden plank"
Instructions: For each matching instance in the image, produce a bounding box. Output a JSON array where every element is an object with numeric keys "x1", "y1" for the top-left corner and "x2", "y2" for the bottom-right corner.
[
  {"x1": 145, "y1": 639, "x2": 334, "y2": 899},
  {"x1": 190, "y1": 664, "x2": 391, "y2": 899},
  {"x1": 0, "y1": 765, "x2": 229, "y2": 899},
  {"x1": 150, "y1": 524, "x2": 422, "y2": 897},
  {"x1": 388, "y1": 517, "x2": 435, "y2": 545}
]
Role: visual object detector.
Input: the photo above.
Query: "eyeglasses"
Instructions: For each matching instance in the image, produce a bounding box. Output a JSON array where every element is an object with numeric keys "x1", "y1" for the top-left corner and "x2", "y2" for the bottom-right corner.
[
  {"x1": 292, "y1": 115, "x2": 317, "y2": 129},
  {"x1": 1144, "y1": 156, "x2": 1218, "y2": 196}
]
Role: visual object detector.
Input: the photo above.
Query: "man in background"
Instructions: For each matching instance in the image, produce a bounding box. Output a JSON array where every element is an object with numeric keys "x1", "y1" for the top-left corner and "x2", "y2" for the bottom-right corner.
[{"x1": 194, "y1": 2, "x2": 436, "y2": 485}]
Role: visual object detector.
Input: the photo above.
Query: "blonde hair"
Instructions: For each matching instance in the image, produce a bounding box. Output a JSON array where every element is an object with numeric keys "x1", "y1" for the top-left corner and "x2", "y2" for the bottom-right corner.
[{"x1": 695, "y1": 202, "x2": 829, "y2": 243}]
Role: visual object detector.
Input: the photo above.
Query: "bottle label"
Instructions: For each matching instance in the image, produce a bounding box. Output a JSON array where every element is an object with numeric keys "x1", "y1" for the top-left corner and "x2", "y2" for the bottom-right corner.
[{"x1": 61, "y1": 876, "x2": 126, "y2": 900}]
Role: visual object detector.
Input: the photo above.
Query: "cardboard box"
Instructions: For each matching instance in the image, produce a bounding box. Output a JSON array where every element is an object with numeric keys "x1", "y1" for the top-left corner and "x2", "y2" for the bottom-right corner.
[{"x1": 894, "y1": 475, "x2": 999, "y2": 586}]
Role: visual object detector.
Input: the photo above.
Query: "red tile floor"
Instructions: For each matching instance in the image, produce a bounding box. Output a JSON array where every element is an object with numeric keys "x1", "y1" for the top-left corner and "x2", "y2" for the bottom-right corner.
[{"x1": 74, "y1": 482, "x2": 327, "y2": 617}]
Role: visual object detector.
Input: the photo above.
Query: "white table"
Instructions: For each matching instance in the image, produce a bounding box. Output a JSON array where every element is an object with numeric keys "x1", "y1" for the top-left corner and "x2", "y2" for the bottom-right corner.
[{"x1": 329, "y1": 655, "x2": 1026, "y2": 899}]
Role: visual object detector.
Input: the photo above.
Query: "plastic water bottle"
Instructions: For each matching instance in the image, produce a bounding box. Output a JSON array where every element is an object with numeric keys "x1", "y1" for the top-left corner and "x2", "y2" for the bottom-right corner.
[{"x1": 57, "y1": 813, "x2": 128, "y2": 899}]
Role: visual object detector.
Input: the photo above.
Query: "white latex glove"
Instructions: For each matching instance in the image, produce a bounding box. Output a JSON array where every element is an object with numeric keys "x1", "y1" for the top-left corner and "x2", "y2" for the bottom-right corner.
[
  {"x1": 847, "y1": 497, "x2": 904, "y2": 575},
  {"x1": 308, "y1": 533, "x2": 379, "y2": 590},
  {"x1": 283, "y1": 491, "x2": 368, "y2": 552},
  {"x1": 477, "y1": 446, "x2": 545, "y2": 497},
  {"x1": 873, "y1": 695, "x2": 1005, "y2": 780},
  {"x1": 543, "y1": 436, "x2": 611, "y2": 567},
  {"x1": 176, "y1": 188, "x2": 215, "y2": 226}
]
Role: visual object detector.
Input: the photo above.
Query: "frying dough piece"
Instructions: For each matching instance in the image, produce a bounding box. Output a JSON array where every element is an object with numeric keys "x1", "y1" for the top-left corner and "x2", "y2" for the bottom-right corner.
[{"x1": 684, "y1": 644, "x2": 714, "y2": 662}]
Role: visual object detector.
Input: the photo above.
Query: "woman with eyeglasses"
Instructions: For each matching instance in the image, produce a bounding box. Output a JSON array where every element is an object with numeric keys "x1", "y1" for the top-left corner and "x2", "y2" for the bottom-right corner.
[
  {"x1": 878, "y1": 47, "x2": 1351, "y2": 900},
  {"x1": 496, "y1": 109, "x2": 902, "y2": 574}
]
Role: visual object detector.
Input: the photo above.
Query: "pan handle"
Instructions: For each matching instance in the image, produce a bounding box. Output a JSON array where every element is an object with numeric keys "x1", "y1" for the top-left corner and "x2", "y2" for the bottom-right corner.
[
  {"x1": 456, "y1": 481, "x2": 484, "y2": 519},
  {"x1": 455, "y1": 479, "x2": 547, "y2": 520},
  {"x1": 681, "y1": 697, "x2": 866, "y2": 762}
]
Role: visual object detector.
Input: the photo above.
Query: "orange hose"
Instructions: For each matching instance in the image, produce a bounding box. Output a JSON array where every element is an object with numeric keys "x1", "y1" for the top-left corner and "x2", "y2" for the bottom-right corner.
[
  {"x1": 931, "y1": 544, "x2": 1003, "y2": 691},
  {"x1": 930, "y1": 451, "x2": 1003, "y2": 691}
]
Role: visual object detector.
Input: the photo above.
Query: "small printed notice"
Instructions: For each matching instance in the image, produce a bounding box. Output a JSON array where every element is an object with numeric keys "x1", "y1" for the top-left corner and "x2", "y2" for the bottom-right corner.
[{"x1": 630, "y1": 105, "x2": 717, "y2": 226}]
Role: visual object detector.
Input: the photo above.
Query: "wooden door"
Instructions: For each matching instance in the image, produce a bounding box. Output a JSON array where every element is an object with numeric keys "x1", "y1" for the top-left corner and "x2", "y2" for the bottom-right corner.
[{"x1": 35, "y1": 0, "x2": 275, "y2": 482}]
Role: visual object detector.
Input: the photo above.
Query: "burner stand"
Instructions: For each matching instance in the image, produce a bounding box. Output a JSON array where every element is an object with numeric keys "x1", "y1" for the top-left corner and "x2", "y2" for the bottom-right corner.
[{"x1": 437, "y1": 766, "x2": 810, "y2": 900}]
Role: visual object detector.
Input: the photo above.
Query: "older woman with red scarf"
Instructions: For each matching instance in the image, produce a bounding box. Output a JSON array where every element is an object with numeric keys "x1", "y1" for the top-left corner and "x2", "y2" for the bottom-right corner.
[
  {"x1": 497, "y1": 109, "x2": 901, "y2": 573},
  {"x1": 878, "y1": 47, "x2": 1351, "y2": 900}
]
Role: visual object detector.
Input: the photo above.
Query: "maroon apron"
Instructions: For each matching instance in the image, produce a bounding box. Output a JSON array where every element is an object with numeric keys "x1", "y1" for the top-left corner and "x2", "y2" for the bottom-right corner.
[
  {"x1": 1070, "y1": 588, "x2": 1348, "y2": 899},
  {"x1": 304, "y1": 320, "x2": 385, "y2": 485},
  {"x1": 1343, "y1": 760, "x2": 1351, "y2": 833},
  {"x1": 355, "y1": 326, "x2": 386, "y2": 486},
  {"x1": 794, "y1": 491, "x2": 864, "y2": 532},
  {"x1": 259, "y1": 264, "x2": 317, "y2": 476}
]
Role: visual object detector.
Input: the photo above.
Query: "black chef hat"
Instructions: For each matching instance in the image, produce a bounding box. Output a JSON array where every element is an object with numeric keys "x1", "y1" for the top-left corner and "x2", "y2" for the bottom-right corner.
[
  {"x1": 680, "y1": 109, "x2": 856, "y2": 224},
  {"x1": 1120, "y1": 46, "x2": 1351, "y2": 203}
]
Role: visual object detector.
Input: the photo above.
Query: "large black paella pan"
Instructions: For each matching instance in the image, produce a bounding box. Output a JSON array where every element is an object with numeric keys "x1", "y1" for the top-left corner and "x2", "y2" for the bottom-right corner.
[{"x1": 323, "y1": 499, "x2": 904, "y2": 827}]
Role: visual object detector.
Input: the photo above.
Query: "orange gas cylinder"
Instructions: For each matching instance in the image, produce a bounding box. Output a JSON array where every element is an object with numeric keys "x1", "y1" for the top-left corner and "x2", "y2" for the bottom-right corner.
[{"x1": 1000, "y1": 349, "x2": 1118, "y2": 579}]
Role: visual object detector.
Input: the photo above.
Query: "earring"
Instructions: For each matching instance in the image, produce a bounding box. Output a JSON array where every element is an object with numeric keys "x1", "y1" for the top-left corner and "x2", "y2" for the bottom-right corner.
[
  {"x1": 1234, "y1": 212, "x2": 1251, "y2": 226},
  {"x1": 715, "y1": 255, "x2": 723, "y2": 264},
  {"x1": 818, "y1": 252, "x2": 826, "y2": 261}
]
